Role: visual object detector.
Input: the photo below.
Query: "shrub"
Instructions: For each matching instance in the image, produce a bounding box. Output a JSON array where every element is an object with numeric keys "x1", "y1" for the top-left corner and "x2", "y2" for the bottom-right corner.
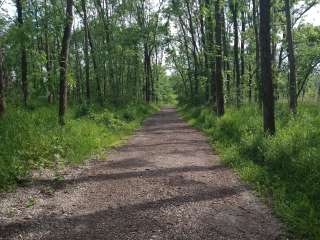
[{"x1": 0, "y1": 103, "x2": 157, "y2": 190}]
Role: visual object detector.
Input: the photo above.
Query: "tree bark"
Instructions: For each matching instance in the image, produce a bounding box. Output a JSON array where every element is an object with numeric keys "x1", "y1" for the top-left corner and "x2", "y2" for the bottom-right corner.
[
  {"x1": 231, "y1": 0, "x2": 241, "y2": 108},
  {"x1": 200, "y1": 0, "x2": 210, "y2": 101},
  {"x1": 74, "y1": 40, "x2": 82, "y2": 103},
  {"x1": 318, "y1": 82, "x2": 320, "y2": 102},
  {"x1": 16, "y1": 0, "x2": 28, "y2": 107},
  {"x1": 205, "y1": 0, "x2": 215, "y2": 104},
  {"x1": 44, "y1": 0, "x2": 54, "y2": 104},
  {"x1": 59, "y1": 0, "x2": 73, "y2": 125},
  {"x1": 81, "y1": 0, "x2": 91, "y2": 103},
  {"x1": 285, "y1": 0, "x2": 297, "y2": 113},
  {"x1": 260, "y1": 0, "x2": 275, "y2": 134},
  {"x1": 0, "y1": 49, "x2": 5, "y2": 117},
  {"x1": 215, "y1": 0, "x2": 224, "y2": 116},
  {"x1": 223, "y1": 11, "x2": 231, "y2": 103},
  {"x1": 240, "y1": 10, "x2": 246, "y2": 97},
  {"x1": 248, "y1": 63, "x2": 253, "y2": 102},
  {"x1": 179, "y1": 16, "x2": 193, "y2": 98},
  {"x1": 186, "y1": 0, "x2": 199, "y2": 100},
  {"x1": 252, "y1": 0, "x2": 262, "y2": 104},
  {"x1": 88, "y1": 29, "x2": 103, "y2": 104}
]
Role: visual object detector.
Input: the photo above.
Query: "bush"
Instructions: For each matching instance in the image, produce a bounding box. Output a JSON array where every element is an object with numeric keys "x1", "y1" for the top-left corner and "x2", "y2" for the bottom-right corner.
[{"x1": 0, "y1": 103, "x2": 158, "y2": 191}]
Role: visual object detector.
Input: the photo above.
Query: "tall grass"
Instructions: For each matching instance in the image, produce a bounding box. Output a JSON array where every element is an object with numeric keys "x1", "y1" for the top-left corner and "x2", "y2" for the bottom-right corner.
[
  {"x1": 179, "y1": 103, "x2": 320, "y2": 239},
  {"x1": 0, "y1": 103, "x2": 159, "y2": 191}
]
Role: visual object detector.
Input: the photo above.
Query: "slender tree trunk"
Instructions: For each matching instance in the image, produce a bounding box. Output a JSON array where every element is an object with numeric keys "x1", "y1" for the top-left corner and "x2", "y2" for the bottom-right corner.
[
  {"x1": 200, "y1": 0, "x2": 210, "y2": 101},
  {"x1": 205, "y1": 0, "x2": 215, "y2": 103},
  {"x1": 179, "y1": 17, "x2": 194, "y2": 98},
  {"x1": 252, "y1": 0, "x2": 262, "y2": 104},
  {"x1": 0, "y1": 49, "x2": 5, "y2": 117},
  {"x1": 223, "y1": 13, "x2": 231, "y2": 103},
  {"x1": 74, "y1": 40, "x2": 82, "y2": 103},
  {"x1": 186, "y1": 0, "x2": 199, "y2": 99},
  {"x1": 16, "y1": 0, "x2": 28, "y2": 107},
  {"x1": 260, "y1": 0, "x2": 275, "y2": 134},
  {"x1": 317, "y1": 82, "x2": 320, "y2": 102},
  {"x1": 248, "y1": 63, "x2": 253, "y2": 102},
  {"x1": 44, "y1": 0, "x2": 54, "y2": 104},
  {"x1": 81, "y1": 0, "x2": 91, "y2": 103},
  {"x1": 144, "y1": 44, "x2": 151, "y2": 103},
  {"x1": 285, "y1": 0, "x2": 297, "y2": 113},
  {"x1": 215, "y1": 0, "x2": 224, "y2": 116},
  {"x1": 231, "y1": 0, "x2": 241, "y2": 108},
  {"x1": 59, "y1": 0, "x2": 73, "y2": 125},
  {"x1": 88, "y1": 29, "x2": 103, "y2": 104},
  {"x1": 240, "y1": 10, "x2": 246, "y2": 98}
]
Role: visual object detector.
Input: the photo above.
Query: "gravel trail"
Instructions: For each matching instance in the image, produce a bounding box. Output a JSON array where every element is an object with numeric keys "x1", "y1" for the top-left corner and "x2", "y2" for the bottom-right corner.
[{"x1": 0, "y1": 108, "x2": 284, "y2": 240}]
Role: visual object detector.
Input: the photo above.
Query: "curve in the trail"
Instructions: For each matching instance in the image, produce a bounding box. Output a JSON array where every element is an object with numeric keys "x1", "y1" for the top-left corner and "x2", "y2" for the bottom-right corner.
[{"x1": 0, "y1": 108, "x2": 284, "y2": 240}]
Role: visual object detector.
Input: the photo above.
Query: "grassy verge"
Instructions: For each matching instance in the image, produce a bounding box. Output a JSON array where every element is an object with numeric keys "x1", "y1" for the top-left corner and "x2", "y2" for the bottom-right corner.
[
  {"x1": 0, "y1": 103, "x2": 159, "y2": 191},
  {"x1": 179, "y1": 103, "x2": 320, "y2": 239}
]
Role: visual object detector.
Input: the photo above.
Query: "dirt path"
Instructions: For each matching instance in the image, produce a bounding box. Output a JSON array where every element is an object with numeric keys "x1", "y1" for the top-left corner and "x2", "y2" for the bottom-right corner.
[{"x1": 0, "y1": 108, "x2": 284, "y2": 240}]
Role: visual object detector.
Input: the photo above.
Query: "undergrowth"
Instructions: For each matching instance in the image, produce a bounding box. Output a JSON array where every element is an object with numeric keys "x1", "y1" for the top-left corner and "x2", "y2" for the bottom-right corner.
[
  {"x1": 179, "y1": 103, "x2": 320, "y2": 240},
  {"x1": 0, "y1": 103, "x2": 159, "y2": 191}
]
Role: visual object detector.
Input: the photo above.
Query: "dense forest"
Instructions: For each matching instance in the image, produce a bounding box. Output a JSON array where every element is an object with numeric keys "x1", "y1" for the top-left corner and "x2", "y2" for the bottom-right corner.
[{"x1": 0, "y1": 0, "x2": 320, "y2": 239}]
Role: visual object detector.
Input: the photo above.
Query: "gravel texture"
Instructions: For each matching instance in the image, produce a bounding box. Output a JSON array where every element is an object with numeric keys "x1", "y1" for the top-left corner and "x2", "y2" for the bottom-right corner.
[{"x1": 0, "y1": 108, "x2": 285, "y2": 240}]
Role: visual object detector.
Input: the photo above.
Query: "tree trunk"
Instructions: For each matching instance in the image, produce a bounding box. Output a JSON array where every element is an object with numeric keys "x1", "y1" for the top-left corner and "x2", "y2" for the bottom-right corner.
[
  {"x1": 248, "y1": 63, "x2": 253, "y2": 102},
  {"x1": 179, "y1": 17, "x2": 194, "y2": 98},
  {"x1": 81, "y1": 0, "x2": 91, "y2": 103},
  {"x1": 186, "y1": 0, "x2": 199, "y2": 100},
  {"x1": 0, "y1": 49, "x2": 5, "y2": 117},
  {"x1": 223, "y1": 12, "x2": 231, "y2": 103},
  {"x1": 215, "y1": 0, "x2": 224, "y2": 116},
  {"x1": 252, "y1": 0, "x2": 262, "y2": 104},
  {"x1": 240, "y1": 10, "x2": 246, "y2": 98},
  {"x1": 205, "y1": 0, "x2": 215, "y2": 103},
  {"x1": 16, "y1": 0, "x2": 28, "y2": 107},
  {"x1": 231, "y1": 0, "x2": 241, "y2": 108},
  {"x1": 317, "y1": 82, "x2": 320, "y2": 102},
  {"x1": 44, "y1": 0, "x2": 54, "y2": 104},
  {"x1": 74, "y1": 40, "x2": 82, "y2": 103},
  {"x1": 200, "y1": 0, "x2": 210, "y2": 101},
  {"x1": 144, "y1": 44, "x2": 151, "y2": 103},
  {"x1": 260, "y1": 0, "x2": 275, "y2": 134},
  {"x1": 59, "y1": 0, "x2": 73, "y2": 125},
  {"x1": 285, "y1": 0, "x2": 297, "y2": 113},
  {"x1": 88, "y1": 29, "x2": 103, "y2": 104}
]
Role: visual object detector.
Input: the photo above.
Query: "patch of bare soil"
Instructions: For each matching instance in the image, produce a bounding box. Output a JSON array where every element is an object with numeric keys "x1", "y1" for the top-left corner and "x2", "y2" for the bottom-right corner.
[{"x1": 0, "y1": 108, "x2": 285, "y2": 240}]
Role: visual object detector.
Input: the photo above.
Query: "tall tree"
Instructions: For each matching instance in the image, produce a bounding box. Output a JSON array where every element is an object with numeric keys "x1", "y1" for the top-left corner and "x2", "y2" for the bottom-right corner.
[
  {"x1": 185, "y1": 0, "x2": 200, "y2": 99},
  {"x1": 222, "y1": 9, "x2": 231, "y2": 102},
  {"x1": 59, "y1": 0, "x2": 73, "y2": 125},
  {"x1": 260, "y1": 0, "x2": 275, "y2": 134},
  {"x1": 16, "y1": 0, "x2": 28, "y2": 107},
  {"x1": 0, "y1": 48, "x2": 5, "y2": 117},
  {"x1": 252, "y1": 0, "x2": 261, "y2": 103},
  {"x1": 80, "y1": 0, "x2": 91, "y2": 102},
  {"x1": 44, "y1": 0, "x2": 54, "y2": 103},
  {"x1": 240, "y1": 9, "x2": 246, "y2": 94},
  {"x1": 215, "y1": 0, "x2": 224, "y2": 116},
  {"x1": 285, "y1": 0, "x2": 297, "y2": 113},
  {"x1": 230, "y1": 0, "x2": 241, "y2": 108},
  {"x1": 205, "y1": 0, "x2": 215, "y2": 103}
]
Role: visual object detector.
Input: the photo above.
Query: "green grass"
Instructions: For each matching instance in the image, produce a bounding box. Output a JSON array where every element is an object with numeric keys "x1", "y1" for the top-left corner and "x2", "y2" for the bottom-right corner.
[
  {"x1": 0, "y1": 102, "x2": 159, "y2": 191},
  {"x1": 179, "y1": 103, "x2": 320, "y2": 240}
]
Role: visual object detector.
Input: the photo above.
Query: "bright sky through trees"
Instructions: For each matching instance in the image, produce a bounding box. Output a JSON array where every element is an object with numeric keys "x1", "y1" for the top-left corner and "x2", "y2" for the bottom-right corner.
[{"x1": 1, "y1": 0, "x2": 320, "y2": 26}]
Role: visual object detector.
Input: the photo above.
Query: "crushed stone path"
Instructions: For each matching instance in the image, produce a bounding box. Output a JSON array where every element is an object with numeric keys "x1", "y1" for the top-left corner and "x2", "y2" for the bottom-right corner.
[{"x1": 0, "y1": 108, "x2": 284, "y2": 240}]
